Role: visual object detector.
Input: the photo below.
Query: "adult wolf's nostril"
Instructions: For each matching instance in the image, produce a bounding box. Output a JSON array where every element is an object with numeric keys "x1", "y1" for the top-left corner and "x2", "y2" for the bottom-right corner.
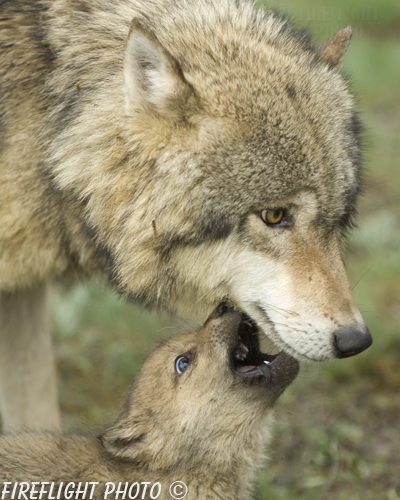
[
  {"x1": 215, "y1": 302, "x2": 232, "y2": 318},
  {"x1": 333, "y1": 325, "x2": 373, "y2": 358}
]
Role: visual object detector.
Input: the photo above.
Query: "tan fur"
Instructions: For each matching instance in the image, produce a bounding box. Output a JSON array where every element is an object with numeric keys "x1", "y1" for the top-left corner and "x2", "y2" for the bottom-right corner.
[
  {"x1": 0, "y1": 0, "x2": 369, "y2": 430},
  {"x1": 0, "y1": 309, "x2": 299, "y2": 500},
  {"x1": 0, "y1": 286, "x2": 60, "y2": 432}
]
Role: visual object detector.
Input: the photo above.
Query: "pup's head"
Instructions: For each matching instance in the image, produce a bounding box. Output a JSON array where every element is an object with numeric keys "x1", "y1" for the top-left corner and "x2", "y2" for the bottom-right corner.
[{"x1": 101, "y1": 304, "x2": 299, "y2": 471}]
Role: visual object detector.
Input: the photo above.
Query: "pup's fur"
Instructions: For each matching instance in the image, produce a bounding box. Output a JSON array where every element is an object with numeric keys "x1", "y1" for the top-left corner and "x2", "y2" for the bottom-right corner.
[
  {"x1": 0, "y1": 0, "x2": 368, "y2": 430},
  {"x1": 0, "y1": 308, "x2": 299, "y2": 500}
]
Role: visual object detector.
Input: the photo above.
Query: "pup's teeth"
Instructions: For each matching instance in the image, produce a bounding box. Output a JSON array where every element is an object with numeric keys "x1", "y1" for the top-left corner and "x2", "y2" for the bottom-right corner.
[
  {"x1": 264, "y1": 360, "x2": 270, "y2": 365},
  {"x1": 239, "y1": 342, "x2": 249, "y2": 354},
  {"x1": 233, "y1": 342, "x2": 249, "y2": 362},
  {"x1": 234, "y1": 351, "x2": 247, "y2": 361},
  {"x1": 243, "y1": 320, "x2": 256, "y2": 333}
]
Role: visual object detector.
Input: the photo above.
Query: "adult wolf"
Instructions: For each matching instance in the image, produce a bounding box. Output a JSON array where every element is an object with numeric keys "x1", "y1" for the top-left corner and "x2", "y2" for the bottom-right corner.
[{"x1": 0, "y1": 0, "x2": 371, "y2": 431}]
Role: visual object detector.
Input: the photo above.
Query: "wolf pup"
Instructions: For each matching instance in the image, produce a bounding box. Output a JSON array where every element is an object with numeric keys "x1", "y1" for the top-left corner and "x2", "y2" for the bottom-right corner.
[
  {"x1": 0, "y1": 0, "x2": 371, "y2": 431},
  {"x1": 0, "y1": 305, "x2": 299, "y2": 500}
]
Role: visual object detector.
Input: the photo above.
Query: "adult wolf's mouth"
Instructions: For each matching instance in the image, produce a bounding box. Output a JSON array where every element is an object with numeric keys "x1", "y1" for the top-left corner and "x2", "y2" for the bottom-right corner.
[{"x1": 231, "y1": 316, "x2": 299, "y2": 381}]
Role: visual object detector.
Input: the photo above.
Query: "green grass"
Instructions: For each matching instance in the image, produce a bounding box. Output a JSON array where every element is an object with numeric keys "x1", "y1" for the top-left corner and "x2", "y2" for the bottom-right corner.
[{"x1": 49, "y1": 0, "x2": 400, "y2": 497}]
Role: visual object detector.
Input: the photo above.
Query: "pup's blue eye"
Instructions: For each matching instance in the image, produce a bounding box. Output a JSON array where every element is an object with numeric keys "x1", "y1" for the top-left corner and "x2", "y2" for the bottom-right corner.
[{"x1": 175, "y1": 356, "x2": 190, "y2": 375}]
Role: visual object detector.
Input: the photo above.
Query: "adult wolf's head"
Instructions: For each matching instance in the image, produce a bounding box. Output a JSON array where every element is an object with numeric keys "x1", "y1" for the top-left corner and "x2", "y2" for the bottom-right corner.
[{"x1": 50, "y1": 1, "x2": 371, "y2": 361}]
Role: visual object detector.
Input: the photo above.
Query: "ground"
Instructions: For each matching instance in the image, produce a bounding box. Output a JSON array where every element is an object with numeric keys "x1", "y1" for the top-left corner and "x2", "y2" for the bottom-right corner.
[{"x1": 48, "y1": 0, "x2": 399, "y2": 498}]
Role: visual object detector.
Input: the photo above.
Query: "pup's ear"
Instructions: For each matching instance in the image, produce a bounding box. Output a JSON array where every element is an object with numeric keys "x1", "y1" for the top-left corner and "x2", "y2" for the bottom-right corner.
[
  {"x1": 100, "y1": 413, "x2": 147, "y2": 460},
  {"x1": 124, "y1": 18, "x2": 193, "y2": 116},
  {"x1": 316, "y1": 26, "x2": 352, "y2": 69}
]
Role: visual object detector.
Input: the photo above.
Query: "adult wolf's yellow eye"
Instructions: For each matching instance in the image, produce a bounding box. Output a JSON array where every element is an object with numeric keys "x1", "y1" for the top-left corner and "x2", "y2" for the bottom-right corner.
[{"x1": 261, "y1": 208, "x2": 284, "y2": 225}]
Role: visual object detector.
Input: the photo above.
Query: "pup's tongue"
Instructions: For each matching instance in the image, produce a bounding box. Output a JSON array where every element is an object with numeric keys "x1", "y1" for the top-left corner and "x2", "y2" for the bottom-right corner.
[{"x1": 236, "y1": 365, "x2": 256, "y2": 373}]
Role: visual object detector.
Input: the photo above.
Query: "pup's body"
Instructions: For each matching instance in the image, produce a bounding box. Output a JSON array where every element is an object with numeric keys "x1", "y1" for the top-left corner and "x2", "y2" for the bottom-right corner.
[
  {"x1": 0, "y1": 0, "x2": 371, "y2": 430},
  {"x1": 0, "y1": 306, "x2": 299, "y2": 500}
]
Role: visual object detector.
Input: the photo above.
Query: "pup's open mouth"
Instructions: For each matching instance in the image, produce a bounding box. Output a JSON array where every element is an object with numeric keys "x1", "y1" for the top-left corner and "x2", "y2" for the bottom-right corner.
[
  {"x1": 232, "y1": 317, "x2": 278, "y2": 377},
  {"x1": 231, "y1": 316, "x2": 300, "y2": 384}
]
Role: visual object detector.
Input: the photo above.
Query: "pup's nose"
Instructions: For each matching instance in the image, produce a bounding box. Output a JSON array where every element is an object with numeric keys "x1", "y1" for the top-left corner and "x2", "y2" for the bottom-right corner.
[
  {"x1": 333, "y1": 325, "x2": 372, "y2": 358},
  {"x1": 214, "y1": 302, "x2": 233, "y2": 318}
]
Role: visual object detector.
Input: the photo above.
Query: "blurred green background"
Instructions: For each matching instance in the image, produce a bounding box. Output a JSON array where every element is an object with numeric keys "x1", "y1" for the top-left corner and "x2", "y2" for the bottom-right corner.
[{"x1": 50, "y1": 0, "x2": 400, "y2": 498}]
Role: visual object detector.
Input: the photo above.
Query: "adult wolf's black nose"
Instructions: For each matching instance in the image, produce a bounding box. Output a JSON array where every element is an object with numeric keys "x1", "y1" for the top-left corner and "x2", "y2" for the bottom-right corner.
[
  {"x1": 334, "y1": 325, "x2": 372, "y2": 358},
  {"x1": 215, "y1": 302, "x2": 233, "y2": 318}
]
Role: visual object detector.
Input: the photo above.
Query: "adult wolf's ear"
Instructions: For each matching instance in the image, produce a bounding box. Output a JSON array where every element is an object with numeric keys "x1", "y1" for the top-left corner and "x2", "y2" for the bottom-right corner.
[
  {"x1": 124, "y1": 18, "x2": 194, "y2": 116},
  {"x1": 100, "y1": 413, "x2": 147, "y2": 460},
  {"x1": 316, "y1": 26, "x2": 352, "y2": 69}
]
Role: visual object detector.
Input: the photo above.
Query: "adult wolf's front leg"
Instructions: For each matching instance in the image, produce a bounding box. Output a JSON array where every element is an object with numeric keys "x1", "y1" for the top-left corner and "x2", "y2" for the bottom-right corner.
[{"x1": 0, "y1": 284, "x2": 60, "y2": 432}]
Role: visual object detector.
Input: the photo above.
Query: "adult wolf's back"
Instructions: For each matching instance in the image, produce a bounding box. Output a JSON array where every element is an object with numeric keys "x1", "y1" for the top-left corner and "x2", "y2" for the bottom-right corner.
[{"x1": 0, "y1": 0, "x2": 371, "y2": 430}]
